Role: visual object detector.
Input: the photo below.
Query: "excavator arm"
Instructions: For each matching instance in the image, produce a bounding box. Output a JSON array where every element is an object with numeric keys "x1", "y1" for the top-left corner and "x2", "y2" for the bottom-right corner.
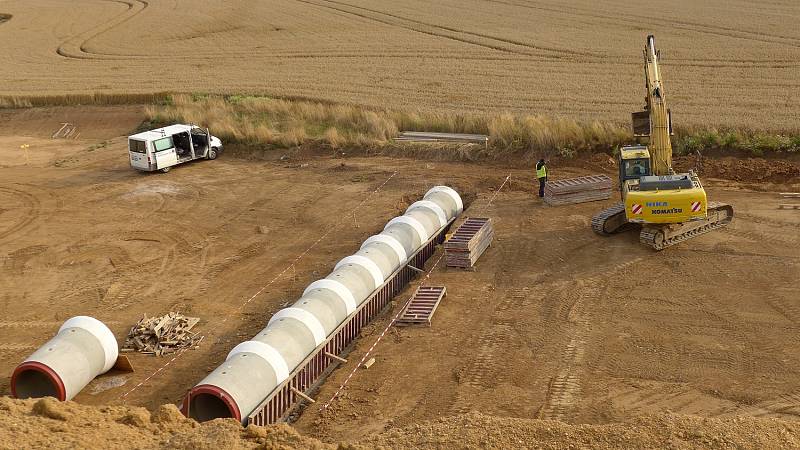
[{"x1": 638, "y1": 35, "x2": 673, "y2": 176}]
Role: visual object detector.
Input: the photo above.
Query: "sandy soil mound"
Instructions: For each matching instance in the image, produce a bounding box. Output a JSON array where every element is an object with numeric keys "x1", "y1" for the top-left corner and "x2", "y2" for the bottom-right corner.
[
  {"x1": 2, "y1": 397, "x2": 798, "y2": 450},
  {"x1": 0, "y1": 397, "x2": 331, "y2": 450}
]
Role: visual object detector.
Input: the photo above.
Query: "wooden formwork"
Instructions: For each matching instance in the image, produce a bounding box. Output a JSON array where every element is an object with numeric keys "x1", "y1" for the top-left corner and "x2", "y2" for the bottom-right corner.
[
  {"x1": 245, "y1": 219, "x2": 453, "y2": 426},
  {"x1": 395, "y1": 286, "x2": 447, "y2": 327}
]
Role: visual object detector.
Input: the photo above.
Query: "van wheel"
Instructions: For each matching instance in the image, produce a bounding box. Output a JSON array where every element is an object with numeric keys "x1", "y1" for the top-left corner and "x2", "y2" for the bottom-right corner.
[
  {"x1": 208, "y1": 147, "x2": 218, "y2": 160},
  {"x1": 160, "y1": 166, "x2": 171, "y2": 173}
]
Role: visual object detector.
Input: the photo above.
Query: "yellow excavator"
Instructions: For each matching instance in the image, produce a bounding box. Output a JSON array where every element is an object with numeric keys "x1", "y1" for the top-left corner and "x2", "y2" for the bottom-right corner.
[{"x1": 592, "y1": 35, "x2": 733, "y2": 250}]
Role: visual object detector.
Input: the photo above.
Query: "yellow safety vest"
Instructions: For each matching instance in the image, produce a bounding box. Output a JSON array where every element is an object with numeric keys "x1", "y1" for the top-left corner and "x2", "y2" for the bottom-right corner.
[{"x1": 536, "y1": 165, "x2": 547, "y2": 179}]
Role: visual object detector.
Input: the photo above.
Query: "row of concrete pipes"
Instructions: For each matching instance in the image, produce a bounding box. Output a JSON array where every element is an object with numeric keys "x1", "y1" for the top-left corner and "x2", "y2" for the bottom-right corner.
[
  {"x1": 9, "y1": 186, "x2": 462, "y2": 424},
  {"x1": 186, "y1": 186, "x2": 463, "y2": 423}
]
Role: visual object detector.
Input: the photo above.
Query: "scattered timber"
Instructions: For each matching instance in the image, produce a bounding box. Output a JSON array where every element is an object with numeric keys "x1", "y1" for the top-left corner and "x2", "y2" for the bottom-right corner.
[
  {"x1": 445, "y1": 217, "x2": 494, "y2": 269},
  {"x1": 52, "y1": 123, "x2": 78, "y2": 139},
  {"x1": 544, "y1": 175, "x2": 612, "y2": 206},
  {"x1": 121, "y1": 312, "x2": 202, "y2": 356}
]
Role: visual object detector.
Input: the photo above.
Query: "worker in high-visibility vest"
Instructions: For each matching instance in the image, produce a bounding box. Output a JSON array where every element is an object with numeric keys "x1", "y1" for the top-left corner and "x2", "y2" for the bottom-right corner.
[{"x1": 536, "y1": 159, "x2": 547, "y2": 198}]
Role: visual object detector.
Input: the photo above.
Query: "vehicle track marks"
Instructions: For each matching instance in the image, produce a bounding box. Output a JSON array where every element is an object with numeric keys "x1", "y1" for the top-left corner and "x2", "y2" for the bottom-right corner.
[
  {"x1": 294, "y1": 0, "x2": 600, "y2": 60},
  {"x1": 539, "y1": 257, "x2": 642, "y2": 421},
  {"x1": 0, "y1": 187, "x2": 39, "y2": 242},
  {"x1": 56, "y1": 0, "x2": 149, "y2": 60},
  {"x1": 481, "y1": 0, "x2": 800, "y2": 50}
]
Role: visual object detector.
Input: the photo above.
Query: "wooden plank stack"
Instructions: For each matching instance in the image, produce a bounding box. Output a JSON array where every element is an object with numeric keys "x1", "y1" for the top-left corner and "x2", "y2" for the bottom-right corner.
[
  {"x1": 395, "y1": 286, "x2": 447, "y2": 327},
  {"x1": 394, "y1": 131, "x2": 489, "y2": 145},
  {"x1": 544, "y1": 175, "x2": 612, "y2": 206},
  {"x1": 121, "y1": 312, "x2": 202, "y2": 356},
  {"x1": 444, "y1": 217, "x2": 494, "y2": 269},
  {"x1": 779, "y1": 193, "x2": 800, "y2": 209}
]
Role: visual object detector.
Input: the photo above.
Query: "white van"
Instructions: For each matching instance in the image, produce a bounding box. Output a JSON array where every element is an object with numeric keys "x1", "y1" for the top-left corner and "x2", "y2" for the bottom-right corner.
[{"x1": 128, "y1": 124, "x2": 223, "y2": 173}]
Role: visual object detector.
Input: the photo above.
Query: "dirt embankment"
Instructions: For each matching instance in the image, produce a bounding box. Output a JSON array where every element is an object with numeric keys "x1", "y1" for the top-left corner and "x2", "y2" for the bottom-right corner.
[
  {"x1": 2, "y1": 397, "x2": 798, "y2": 450},
  {"x1": 0, "y1": 397, "x2": 329, "y2": 450}
]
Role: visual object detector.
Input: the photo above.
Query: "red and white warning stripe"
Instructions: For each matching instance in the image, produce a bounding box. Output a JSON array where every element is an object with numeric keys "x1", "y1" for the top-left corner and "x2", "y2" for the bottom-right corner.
[
  {"x1": 691, "y1": 201, "x2": 702, "y2": 212},
  {"x1": 631, "y1": 204, "x2": 643, "y2": 215}
]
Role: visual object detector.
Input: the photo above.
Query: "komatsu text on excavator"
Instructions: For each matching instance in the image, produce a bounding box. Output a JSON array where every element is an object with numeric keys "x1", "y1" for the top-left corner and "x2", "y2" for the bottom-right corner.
[{"x1": 592, "y1": 35, "x2": 733, "y2": 250}]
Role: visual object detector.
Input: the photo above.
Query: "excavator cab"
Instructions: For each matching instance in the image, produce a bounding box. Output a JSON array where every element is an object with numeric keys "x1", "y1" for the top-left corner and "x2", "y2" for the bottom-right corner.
[{"x1": 618, "y1": 145, "x2": 652, "y2": 183}]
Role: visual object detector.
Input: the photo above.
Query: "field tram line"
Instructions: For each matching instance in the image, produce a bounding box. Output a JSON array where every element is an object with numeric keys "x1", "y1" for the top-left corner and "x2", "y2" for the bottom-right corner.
[
  {"x1": 56, "y1": 0, "x2": 150, "y2": 60},
  {"x1": 293, "y1": 0, "x2": 596, "y2": 60},
  {"x1": 483, "y1": 0, "x2": 800, "y2": 50}
]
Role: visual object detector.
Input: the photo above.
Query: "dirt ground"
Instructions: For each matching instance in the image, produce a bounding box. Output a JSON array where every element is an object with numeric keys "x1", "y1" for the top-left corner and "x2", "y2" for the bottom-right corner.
[
  {"x1": 1, "y1": 106, "x2": 800, "y2": 447},
  {"x1": 3, "y1": 397, "x2": 799, "y2": 450}
]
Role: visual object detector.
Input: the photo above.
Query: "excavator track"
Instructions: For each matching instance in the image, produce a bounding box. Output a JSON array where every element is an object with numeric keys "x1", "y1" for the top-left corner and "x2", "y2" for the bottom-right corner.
[
  {"x1": 639, "y1": 202, "x2": 734, "y2": 251},
  {"x1": 592, "y1": 203, "x2": 630, "y2": 235}
]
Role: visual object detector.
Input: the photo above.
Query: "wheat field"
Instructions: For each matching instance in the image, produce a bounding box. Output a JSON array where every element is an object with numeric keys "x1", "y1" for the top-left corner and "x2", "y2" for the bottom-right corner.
[{"x1": 1, "y1": 0, "x2": 799, "y2": 130}]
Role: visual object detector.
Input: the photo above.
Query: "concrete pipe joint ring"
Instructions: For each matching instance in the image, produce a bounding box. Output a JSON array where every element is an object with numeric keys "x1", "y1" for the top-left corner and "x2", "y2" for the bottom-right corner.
[
  {"x1": 334, "y1": 255, "x2": 385, "y2": 290},
  {"x1": 59, "y1": 316, "x2": 119, "y2": 373},
  {"x1": 425, "y1": 186, "x2": 463, "y2": 215},
  {"x1": 384, "y1": 216, "x2": 429, "y2": 245},
  {"x1": 361, "y1": 234, "x2": 408, "y2": 263},
  {"x1": 303, "y1": 279, "x2": 357, "y2": 315},
  {"x1": 406, "y1": 200, "x2": 448, "y2": 227},
  {"x1": 268, "y1": 307, "x2": 327, "y2": 346},
  {"x1": 227, "y1": 341, "x2": 290, "y2": 383}
]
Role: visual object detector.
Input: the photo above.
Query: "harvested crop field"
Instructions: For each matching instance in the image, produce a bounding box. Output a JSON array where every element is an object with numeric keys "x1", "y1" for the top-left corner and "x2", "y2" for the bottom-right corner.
[
  {"x1": 1, "y1": 106, "x2": 800, "y2": 448},
  {"x1": 2, "y1": 0, "x2": 800, "y2": 130}
]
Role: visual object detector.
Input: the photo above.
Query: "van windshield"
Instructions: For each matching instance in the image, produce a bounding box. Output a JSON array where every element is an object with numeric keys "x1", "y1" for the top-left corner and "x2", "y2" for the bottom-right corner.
[
  {"x1": 153, "y1": 137, "x2": 174, "y2": 152},
  {"x1": 129, "y1": 139, "x2": 147, "y2": 153}
]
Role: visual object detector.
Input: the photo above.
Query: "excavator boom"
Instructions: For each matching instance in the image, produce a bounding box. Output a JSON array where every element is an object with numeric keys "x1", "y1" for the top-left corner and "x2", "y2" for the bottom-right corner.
[{"x1": 643, "y1": 35, "x2": 673, "y2": 175}]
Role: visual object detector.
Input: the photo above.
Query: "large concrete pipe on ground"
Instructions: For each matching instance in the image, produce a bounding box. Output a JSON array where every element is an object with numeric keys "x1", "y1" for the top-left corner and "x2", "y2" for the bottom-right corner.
[
  {"x1": 187, "y1": 186, "x2": 462, "y2": 423},
  {"x1": 11, "y1": 316, "x2": 118, "y2": 401}
]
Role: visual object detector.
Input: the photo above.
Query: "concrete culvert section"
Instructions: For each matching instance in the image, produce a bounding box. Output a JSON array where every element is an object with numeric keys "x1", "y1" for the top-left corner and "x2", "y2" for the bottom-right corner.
[
  {"x1": 185, "y1": 186, "x2": 462, "y2": 424},
  {"x1": 12, "y1": 363, "x2": 64, "y2": 399},
  {"x1": 11, "y1": 316, "x2": 118, "y2": 401},
  {"x1": 188, "y1": 385, "x2": 242, "y2": 423}
]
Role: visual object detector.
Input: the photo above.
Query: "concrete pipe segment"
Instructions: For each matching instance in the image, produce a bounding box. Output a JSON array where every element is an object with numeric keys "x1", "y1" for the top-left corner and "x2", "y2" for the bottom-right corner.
[
  {"x1": 187, "y1": 186, "x2": 462, "y2": 423},
  {"x1": 11, "y1": 316, "x2": 118, "y2": 401}
]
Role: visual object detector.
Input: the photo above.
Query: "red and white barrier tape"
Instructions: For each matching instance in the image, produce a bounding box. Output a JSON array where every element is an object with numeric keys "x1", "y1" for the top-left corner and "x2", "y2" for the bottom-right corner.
[
  {"x1": 483, "y1": 174, "x2": 510, "y2": 210},
  {"x1": 119, "y1": 171, "x2": 398, "y2": 401}
]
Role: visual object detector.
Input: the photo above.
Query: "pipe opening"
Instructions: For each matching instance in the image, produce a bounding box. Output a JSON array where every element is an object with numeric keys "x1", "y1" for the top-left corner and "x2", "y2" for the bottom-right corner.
[
  {"x1": 189, "y1": 392, "x2": 237, "y2": 422},
  {"x1": 13, "y1": 368, "x2": 62, "y2": 400}
]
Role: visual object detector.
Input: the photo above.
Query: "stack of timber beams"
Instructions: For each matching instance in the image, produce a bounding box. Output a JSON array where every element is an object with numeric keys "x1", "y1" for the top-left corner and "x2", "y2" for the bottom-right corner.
[
  {"x1": 544, "y1": 175, "x2": 612, "y2": 206},
  {"x1": 445, "y1": 218, "x2": 494, "y2": 268}
]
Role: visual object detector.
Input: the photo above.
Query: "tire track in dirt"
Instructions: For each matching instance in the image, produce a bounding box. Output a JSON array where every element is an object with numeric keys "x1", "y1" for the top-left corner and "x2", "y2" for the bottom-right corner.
[
  {"x1": 722, "y1": 226, "x2": 800, "y2": 246},
  {"x1": 731, "y1": 391, "x2": 800, "y2": 418},
  {"x1": 0, "y1": 186, "x2": 38, "y2": 242},
  {"x1": 737, "y1": 211, "x2": 800, "y2": 230},
  {"x1": 56, "y1": 0, "x2": 149, "y2": 60},
  {"x1": 538, "y1": 257, "x2": 642, "y2": 421}
]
